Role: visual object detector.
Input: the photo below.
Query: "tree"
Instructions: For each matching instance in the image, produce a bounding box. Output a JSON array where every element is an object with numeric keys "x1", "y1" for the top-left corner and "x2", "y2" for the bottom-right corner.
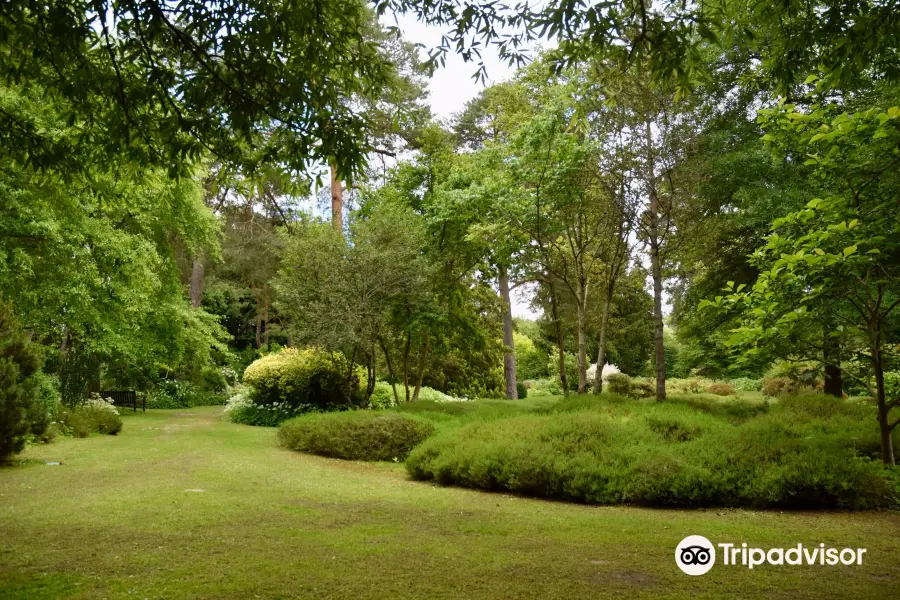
[
  {"x1": 2, "y1": 0, "x2": 396, "y2": 183},
  {"x1": 709, "y1": 99, "x2": 900, "y2": 465},
  {"x1": 276, "y1": 203, "x2": 430, "y2": 405}
]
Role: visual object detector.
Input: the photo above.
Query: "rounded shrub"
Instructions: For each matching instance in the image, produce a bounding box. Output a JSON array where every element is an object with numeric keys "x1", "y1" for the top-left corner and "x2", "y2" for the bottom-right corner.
[
  {"x1": 605, "y1": 373, "x2": 632, "y2": 396},
  {"x1": 516, "y1": 381, "x2": 528, "y2": 399},
  {"x1": 706, "y1": 382, "x2": 736, "y2": 396},
  {"x1": 368, "y1": 381, "x2": 397, "y2": 410},
  {"x1": 278, "y1": 411, "x2": 435, "y2": 461},
  {"x1": 243, "y1": 348, "x2": 361, "y2": 413}
]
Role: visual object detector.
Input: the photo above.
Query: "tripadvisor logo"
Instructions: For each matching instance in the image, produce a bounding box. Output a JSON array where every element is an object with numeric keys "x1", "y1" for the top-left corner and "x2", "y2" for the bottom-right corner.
[
  {"x1": 675, "y1": 536, "x2": 867, "y2": 576},
  {"x1": 676, "y1": 535, "x2": 716, "y2": 576}
]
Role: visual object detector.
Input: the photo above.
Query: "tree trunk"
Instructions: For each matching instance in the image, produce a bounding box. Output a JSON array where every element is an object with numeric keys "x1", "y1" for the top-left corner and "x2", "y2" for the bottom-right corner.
[
  {"x1": 498, "y1": 264, "x2": 518, "y2": 399},
  {"x1": 252, "y1": 280, "x2": 262, "y2": 350},
  {"x1": 379, "y1": 336, "x2": 401, "y2": 405},
  {"x1": 403, "y1": 330, "x2": 412, "y2": 402},
  {"x1": 576, "y1": 298, "x2": 588, "y2": 394},
  {"x1": 592, "y1": 289, "x2": 613, "y2": 394},
  {"x1": 872, "y1": 340, "x2": 896, "y2": 466},
  {"x1": 190, "y1": 258, "x2": 205, "y2": 308},
  {"x1": 549, "y1": 283, "x2": 569, "y2": 397},
  {"x1": 648, "y1": 190, "x2": 666, "y2": 402},
  {"x1": 330, "y1": 160, "x2": 343, "y2": 232},
  {"x1": 364, "y1": 349, "x2": 376, "y2": 408},
  {"x1": 411, "y1": 332, "x2": 430, "y2": 401},
  {"x1": 263, "y1": 284, "x2": 270, "y2": 349},
  {"x1": 823, "y1": 329, "x2": 842, "y2": 398}
]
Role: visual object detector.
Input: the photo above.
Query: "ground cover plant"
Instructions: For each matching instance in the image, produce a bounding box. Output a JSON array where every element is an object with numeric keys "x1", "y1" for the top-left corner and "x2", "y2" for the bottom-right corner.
[{"x1": 404, "y1": 394, "x2": 897, "y2": 509}]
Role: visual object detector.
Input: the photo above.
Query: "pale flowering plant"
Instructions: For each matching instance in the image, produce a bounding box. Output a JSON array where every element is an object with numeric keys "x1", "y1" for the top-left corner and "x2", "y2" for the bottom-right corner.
[{"x1": 86, "y1": 393, "x2": 120, "y2": 416}]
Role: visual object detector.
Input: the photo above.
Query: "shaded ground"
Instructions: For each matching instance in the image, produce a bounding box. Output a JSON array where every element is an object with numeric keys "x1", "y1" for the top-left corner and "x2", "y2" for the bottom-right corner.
[{"x1": 1, "y1": 406, "x2": 897, "y2": 599}]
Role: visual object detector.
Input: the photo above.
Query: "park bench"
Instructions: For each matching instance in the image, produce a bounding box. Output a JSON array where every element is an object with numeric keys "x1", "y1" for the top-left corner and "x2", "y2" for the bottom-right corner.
[{"x1": 101, "y1": 390, "x2": 145, "y2": 412}]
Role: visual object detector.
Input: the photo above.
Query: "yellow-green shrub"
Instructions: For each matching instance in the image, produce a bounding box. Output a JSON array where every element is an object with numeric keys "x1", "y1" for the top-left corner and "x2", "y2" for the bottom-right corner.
[{"x1": 243, "y1": 348, "x2": 361, "y2": 412}]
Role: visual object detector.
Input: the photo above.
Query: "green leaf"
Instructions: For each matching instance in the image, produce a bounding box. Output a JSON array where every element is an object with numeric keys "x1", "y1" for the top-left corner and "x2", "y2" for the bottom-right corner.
[{"x1": 842, "y1": 245, "x2": 857, "y2": 257}]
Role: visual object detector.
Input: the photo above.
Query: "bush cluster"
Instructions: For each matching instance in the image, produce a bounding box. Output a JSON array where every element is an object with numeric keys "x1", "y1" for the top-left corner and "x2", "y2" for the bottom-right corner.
[
  {"x1": 278, "y1": 411, "x2": 435, "y2": 461},
  {"x1": 405, "y1": 394, "x2": 895, "y2": 509}
]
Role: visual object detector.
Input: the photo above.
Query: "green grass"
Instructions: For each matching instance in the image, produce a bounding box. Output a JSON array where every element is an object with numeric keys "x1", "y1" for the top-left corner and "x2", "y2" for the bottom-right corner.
[{"x1": 1, "y1": 405, "x2": 898, "y2": 599}]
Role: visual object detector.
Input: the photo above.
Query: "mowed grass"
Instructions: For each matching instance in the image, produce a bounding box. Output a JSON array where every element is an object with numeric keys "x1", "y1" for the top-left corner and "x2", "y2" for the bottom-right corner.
[{"x1": 0, "y1": 406, "x2": 898, "y2": 599}]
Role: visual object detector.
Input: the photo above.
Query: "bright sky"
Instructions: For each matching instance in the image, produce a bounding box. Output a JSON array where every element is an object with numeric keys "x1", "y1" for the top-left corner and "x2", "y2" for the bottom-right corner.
[{"x1": 389, "y1": 13, "x2": 519, "y2": 120}]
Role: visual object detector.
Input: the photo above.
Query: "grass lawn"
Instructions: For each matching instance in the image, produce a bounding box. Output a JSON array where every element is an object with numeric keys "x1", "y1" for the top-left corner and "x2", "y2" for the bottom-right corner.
[{"x1": 1, "y1": 406, "x2": 898, "y2": 599}]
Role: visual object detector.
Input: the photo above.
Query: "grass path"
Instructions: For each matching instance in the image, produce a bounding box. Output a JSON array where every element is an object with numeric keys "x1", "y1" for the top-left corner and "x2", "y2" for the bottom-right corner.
[{"x1": 1, "y1": 407, "x2": 898, "y2": 599}]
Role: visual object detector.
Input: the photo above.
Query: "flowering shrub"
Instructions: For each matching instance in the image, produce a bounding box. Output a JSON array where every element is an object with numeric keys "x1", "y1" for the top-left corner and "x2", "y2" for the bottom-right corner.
[
  {"x1": 58, "y1": 394, "x2": 122, "y2": 437},
  {"x1": 224, "y1": 384, "x2": 312, "y2": 426}
]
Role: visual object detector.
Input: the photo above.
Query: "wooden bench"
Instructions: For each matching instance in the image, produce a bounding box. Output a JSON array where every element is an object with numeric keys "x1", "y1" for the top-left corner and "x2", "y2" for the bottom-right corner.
[{"x1": 101, "y1": 390, "x2": 145, "y2": 412}]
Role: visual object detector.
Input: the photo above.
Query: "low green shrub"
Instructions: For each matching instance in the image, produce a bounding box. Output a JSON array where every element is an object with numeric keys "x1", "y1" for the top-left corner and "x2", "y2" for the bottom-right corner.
[
  {"x1": 526, "y1": 378, "x2": 562, "y2": 397},
  {"x1": 58, "y1": 395, "x2": 123, "y2": 437},
  {"x1": 668, "y1": 378, "x2": 711, "y2": 394},
  {"x1": 630, "y1": 378, "x2": 655, "y2": 398},
  {"x1": 516, "y1": 381, "x2": 528, "y2": 399},
  {"x1": 278, "y1": 411, "x2": 435, "y2": 461},
  {"x1": 763, "y1": 376, "x2": 801, "y2": 397},
  {"x1": 243, "y1": 347, "x2": 360, "y2": 413},
  {"x1": 606, "y1": 373, "x2": 632, "y2": 395},
  {"x1": 706, "y1": 382, "x2": 736, "y2": 396},
  {"x1": 416, "y1": 385, "x2": 465, "y2": 403},
  {"x1": 730, "y1": 377, "x2": 764, "y2": 392},
  {"x1": 406, "y1": 394, "x2": 895, "y2": 509},
  {"x1": 368, "y1": 381, "x2": 397, "y2": 410}
]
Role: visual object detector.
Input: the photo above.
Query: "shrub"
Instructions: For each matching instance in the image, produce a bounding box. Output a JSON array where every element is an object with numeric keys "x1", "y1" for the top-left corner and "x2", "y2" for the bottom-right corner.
[
  {"x1": 278, "y1": 411, "x2": 435, "y2": 461},
  {"x1": 416, "y1": 386, "x2": 465, "y2": 403},
  {"x1": 146, "y1": 380, "x2": 225, "y2": 409},
  {"x1": 224, "y1": 385, "x2": 301, "y2": 426},
  {"x1": 526, "y1": 378, "x2": 562, "y2": 397},
  {"x1": 707, "y1": 382, "x2": 736, "y2": 396},
  {"x1": 605, "y1": 373, "x2": 632, "y2": 396},
  {"x1": 730, "y1": 377, "x2": 764, "y2": 392},
  {"x1": 516, "y1": 381, "x2": 528, "y2": 399},
  {"x1": 406, "y1": 394, "x2": 895, "y2": 509},
  {"x1": 630, "y1": 378, "x2": 655, "y2": 398},
  {"x1": 763, "y1": 376, "x2": 796, "y2": 397},
  {"x1": 368, "y1": 381, "x2": 397, "y2": 410},
  {"x1": 0, "y1": 301, "x2": 51, "y2": 461},
  {"x1": 58, "y1": 395, "x2": 123, "y2": 437},
  {"x1": 668, "y1": 378, "x2": 709, "y2": 394},
  {"x1": 243, "y1": 347, "x2": 360, "y2": 413}
]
